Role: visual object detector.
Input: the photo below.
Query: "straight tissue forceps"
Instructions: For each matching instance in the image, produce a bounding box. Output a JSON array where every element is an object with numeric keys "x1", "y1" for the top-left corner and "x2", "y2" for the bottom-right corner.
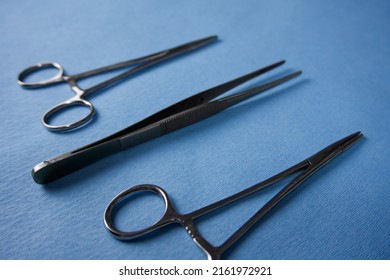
[
  {"x1": 104, "y1": 132, "x2": 363, "y2": 260},
  {"x1": 17, "y1": 36, "x2": 218, "y2": 131},
  {"x1": 32, "y1": 60, "x2": 301, "y2": 184}
]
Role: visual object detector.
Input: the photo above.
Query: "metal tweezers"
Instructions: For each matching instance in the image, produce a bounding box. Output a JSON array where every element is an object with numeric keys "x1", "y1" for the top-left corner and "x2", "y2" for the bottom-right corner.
[{"x1": 32, "y1": 60, "x2": 302, "y2": 184}]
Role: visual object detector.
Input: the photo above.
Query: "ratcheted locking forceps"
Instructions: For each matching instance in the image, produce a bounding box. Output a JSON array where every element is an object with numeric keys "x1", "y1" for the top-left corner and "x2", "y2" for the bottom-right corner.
[
  {"x1": 17, "y1": 36, "x2": 218, "y2": 131},
  {"x1": 32, "y1": 60, "x2": 302, "y2": 184},
  {"x1": 104, "y1": 132, "x2": 363, "y2": 260}
]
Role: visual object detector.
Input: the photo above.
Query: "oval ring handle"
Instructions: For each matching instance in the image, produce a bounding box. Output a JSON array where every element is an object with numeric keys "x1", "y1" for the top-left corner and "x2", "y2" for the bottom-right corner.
[
  {"x1": 17, "y1": 62, "x2": 65, "y2": 88},
  {"x1": 42, "y1": 97, "x2": 95, "y2": 132},
  {"x1": 104, "y1": 184, "x2": 176, "y2": 240}
]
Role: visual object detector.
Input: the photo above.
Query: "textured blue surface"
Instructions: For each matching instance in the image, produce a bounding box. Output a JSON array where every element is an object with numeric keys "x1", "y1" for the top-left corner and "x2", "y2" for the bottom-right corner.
[{"x1": 0, "y1": 0, "x2": 389, "y2": 260}]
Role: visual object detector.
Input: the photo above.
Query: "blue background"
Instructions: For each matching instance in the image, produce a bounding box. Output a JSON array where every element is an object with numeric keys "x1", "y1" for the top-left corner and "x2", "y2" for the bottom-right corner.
[{"x1": 0, "y1": 0, "x2": 389, "y2": 260}]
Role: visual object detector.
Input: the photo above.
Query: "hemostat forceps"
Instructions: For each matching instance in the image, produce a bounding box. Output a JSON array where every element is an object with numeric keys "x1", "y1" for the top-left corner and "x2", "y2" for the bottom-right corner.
[
  {"x1": 32, "y1": 60, "x2": 302, "y2": 184},
  {"x1": 104, "y1": 132, "x2": 363, "y2": 260},
  {"x1": 17, "y1": 36, "x2": 217, "y2": 131}
]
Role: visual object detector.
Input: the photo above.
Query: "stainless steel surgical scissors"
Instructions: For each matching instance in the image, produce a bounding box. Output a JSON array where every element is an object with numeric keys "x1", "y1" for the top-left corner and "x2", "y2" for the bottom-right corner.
[
  {"x1": 31, "y1": 60, "x2": 302, "y2": 184},
  {"x1": 104, "y1": 132, "x2": 363, "y2": 260},
  {"x1": 17, "y1": 36, "x2": 217, "y2": 131}
]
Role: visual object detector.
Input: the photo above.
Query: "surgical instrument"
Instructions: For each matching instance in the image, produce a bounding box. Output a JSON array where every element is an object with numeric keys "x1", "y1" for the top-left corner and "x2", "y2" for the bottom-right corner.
[
  {"x1": 32, "y1": 60, "x2": 302, "y2": 184},
  {"x1": 17, "y1": 36, "x2": 218, "y2": 131},
  {"x1": 104, "y1": 132, "x2": 363, "y2": 260}
]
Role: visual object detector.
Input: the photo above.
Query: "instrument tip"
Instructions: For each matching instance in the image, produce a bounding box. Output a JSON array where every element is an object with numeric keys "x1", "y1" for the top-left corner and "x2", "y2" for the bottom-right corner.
[
  {"x1": 341, "y1": 131, "x2": 364, "y2": 151},
  {"x1": 204, "y1": 35, "x2": 218, "y2": 40},
  {"x1": 294, "y1": 70, "x2": 303, "y2": 76}
]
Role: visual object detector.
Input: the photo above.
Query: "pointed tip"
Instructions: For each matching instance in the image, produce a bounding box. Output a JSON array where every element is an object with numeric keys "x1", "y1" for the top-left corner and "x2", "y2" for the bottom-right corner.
[
  {"x1": 347, "y1": 131, "x2": 363, "y2": 140},
  {"x1": 289, "y1": 70, "x2": 302, "y2": 78},
  {"x1": 274, "y1": 60, "x2": 286, "y2": 67},
  {"x1": 308, "y1": 131, "x2": 363, "y2": 166},
  {"x1": 339, "y1": 131, "x2": 364, "y2": 151},
  {"x1": 189, "y1": 35, "x2": 219, "y2": 49},
  {"x1": 279, "y1": 70, "x2": 302, "y2": 82},
  {"x1": 204, "y1": 35, "x2": 219, "y2": 42},
  {"x1": 256, "y1": 60, "x2": 286, "y2": 74}
]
